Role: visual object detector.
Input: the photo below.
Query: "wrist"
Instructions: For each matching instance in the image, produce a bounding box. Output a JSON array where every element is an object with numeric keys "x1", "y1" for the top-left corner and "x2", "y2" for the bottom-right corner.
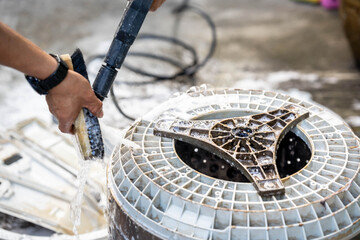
[
  {"x1": 25, "y1": 54, "x2": 69, "y2": 95},
  {"x1": 37, "y1": 55, "x2": 58, "y2": 80},
  {"x1": 47, "y1": 69, "x2": 73, "y2": 94}
]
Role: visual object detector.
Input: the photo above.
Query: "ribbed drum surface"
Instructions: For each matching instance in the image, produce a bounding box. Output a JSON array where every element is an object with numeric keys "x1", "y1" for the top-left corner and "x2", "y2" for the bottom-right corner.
[{"x1": 108, "y1": 87, "x2": 360, "y2": 240}]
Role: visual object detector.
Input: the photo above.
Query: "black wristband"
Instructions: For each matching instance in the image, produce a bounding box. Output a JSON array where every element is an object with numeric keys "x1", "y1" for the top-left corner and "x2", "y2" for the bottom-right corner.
[{"x1": 25, "y1": 54, "x2": 69, "y2": 95}]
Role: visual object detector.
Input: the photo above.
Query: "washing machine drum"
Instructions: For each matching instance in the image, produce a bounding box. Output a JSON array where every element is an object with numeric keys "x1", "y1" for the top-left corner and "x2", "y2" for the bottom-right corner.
[{"x1": 108, "y1": 87, "x2": 360, "y2": 240}]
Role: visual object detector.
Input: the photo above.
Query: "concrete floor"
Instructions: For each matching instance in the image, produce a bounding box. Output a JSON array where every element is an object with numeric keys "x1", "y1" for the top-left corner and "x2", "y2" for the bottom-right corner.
[
  {"x1": 0, "y1": 0, "x2": 359, "y2": 135},
  {"x1": 1, "y1": 0, "x2": 360, "y2": 238}
]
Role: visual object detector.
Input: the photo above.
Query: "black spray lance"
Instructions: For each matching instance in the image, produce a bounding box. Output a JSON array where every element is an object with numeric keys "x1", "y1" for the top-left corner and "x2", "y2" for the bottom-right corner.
[
  {"x1": 71, "y1": 0, "x2": 152, "y2": 160},
  {"x1": 93, "y1": 0, "x2": 152, "y2": 100}
]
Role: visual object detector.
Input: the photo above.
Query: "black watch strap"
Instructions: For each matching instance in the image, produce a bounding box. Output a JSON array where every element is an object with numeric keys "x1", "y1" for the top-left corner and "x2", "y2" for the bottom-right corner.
[{"x1": 25, "y1": 54, "x2": 69, "y2": 95}]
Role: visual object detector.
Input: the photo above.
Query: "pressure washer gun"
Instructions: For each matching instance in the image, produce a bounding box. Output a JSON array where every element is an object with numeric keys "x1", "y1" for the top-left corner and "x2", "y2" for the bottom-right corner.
[{"x1": 70, "y1": 0, "x2": 152, "y2": 160}]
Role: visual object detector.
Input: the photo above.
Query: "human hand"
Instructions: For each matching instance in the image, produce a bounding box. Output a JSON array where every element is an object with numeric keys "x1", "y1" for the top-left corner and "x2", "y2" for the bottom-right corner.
[
  {"x1": 150, "y1": 0, "x2": 166, "y2": 11},
  {"x1": 46, "y1": 70, "x2": 103, "y2": 134}
]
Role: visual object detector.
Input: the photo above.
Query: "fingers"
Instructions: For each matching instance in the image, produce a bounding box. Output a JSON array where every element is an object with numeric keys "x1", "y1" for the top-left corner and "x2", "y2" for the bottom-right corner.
[
  {"x1": 150, "y1": 0, "x2": 166, "y2": 11},
  {"x1": 98, "y1": 108, "x2": 104, "y2": 118},
  {"x1": 45, "y1": 70, "x2": 104, "y2": 134},
  {"x1": 58, "y1": 118, "x2": 75, "y2": 134},
  {"x1": 84, "y1": 95, "x2": 103, "y2": 118},
  {"x1": 49, "y1": 89, "x2": 103, "y2": 134}
]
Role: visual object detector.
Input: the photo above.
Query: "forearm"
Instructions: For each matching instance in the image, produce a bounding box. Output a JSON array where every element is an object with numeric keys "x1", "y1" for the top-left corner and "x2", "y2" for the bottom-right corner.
[{"x1": 0, "y1": 22, "x2": 57, "y2": 80}]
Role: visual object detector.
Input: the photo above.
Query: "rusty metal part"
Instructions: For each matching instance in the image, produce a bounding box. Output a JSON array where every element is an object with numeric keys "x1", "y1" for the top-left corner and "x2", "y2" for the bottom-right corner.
[
  {"x1": 108, "y1": 193, "x2": 162, "y2": 240},
  {"x1": 154, "y1": 105, "x2": 309, "y2": 196},
  {"x1": 173, "y1": 131, "x2": 312, "y2": 182}
]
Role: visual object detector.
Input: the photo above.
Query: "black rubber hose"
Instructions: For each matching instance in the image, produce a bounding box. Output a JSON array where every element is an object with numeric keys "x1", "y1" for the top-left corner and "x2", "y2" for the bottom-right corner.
[{"x1": 88, "y1": 1, "x2": 217, "y2": 121}]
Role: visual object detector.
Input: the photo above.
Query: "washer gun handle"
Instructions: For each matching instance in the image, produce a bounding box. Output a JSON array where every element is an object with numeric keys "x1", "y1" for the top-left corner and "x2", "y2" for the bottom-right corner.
[
  {"x1": 61, "y1": 51, "x2": 104, "y2": 161},
  {"x1": 92, "y1": 0, "x2": 152, "y2": 100}
]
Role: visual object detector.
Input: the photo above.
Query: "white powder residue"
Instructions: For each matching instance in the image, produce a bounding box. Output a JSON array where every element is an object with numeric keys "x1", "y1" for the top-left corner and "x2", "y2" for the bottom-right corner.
[
  {"x1": 0, "y1": 74, "x2": 51, "y2": 129},
  {"x1": 353, "y1": 100, "x2": 360, "y2": 111},
  {"x1": 346, "y1": 116, "x2": 360, "y2": 127},
  {"x1": 266, "y1": 71, "x2": 319, "y2": 84},
  {"x1": 284, "y1": 88, "x2": 313, "y2": 102}
]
